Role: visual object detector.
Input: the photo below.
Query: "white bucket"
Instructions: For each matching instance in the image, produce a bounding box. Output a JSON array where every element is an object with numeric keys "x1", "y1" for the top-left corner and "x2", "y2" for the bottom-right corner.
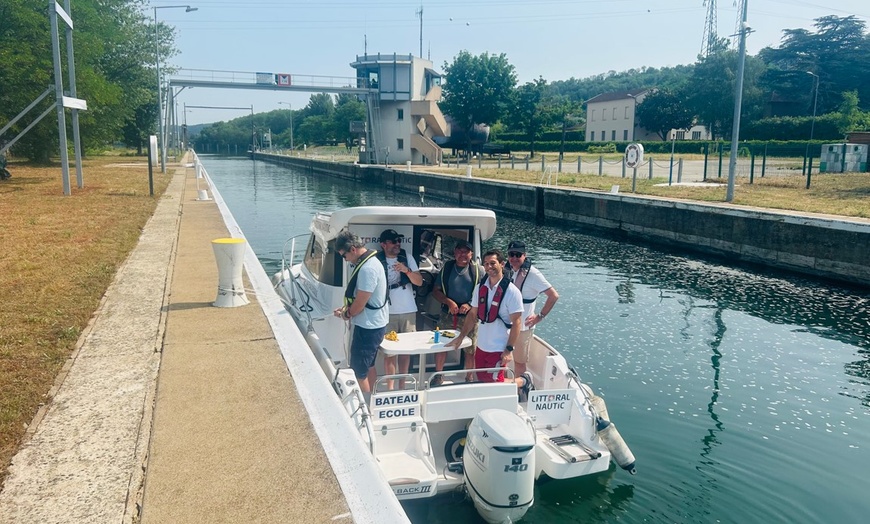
[{"x1": 211, "y1": 238, "x2": 250, "y2": 307}]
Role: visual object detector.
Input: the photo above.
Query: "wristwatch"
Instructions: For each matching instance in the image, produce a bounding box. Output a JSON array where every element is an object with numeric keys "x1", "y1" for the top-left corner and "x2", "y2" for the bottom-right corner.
[{"x1": 505, "y1": 345, "x2": 514, "y2": 352}]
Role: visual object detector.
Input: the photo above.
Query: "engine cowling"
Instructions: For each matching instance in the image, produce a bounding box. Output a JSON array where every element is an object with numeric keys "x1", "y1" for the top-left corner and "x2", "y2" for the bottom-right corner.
[{"x1": 463, "y1": 409, "x2": 535, "y2": 524}]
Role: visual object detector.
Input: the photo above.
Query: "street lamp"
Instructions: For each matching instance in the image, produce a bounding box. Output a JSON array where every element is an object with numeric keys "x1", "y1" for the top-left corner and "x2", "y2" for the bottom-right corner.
[
  {"x1": 154, "y1": 5, "x2": 197, "y2": 173},
  {"x1": 278, "y1": 102, "x2": 294, "y2": 152},
  {"x1": 627, "y1": 93, "x2": 639, "y2": 141},
  {"x1": 806, "y1": 71, "x2": 819, "y2": 143}
]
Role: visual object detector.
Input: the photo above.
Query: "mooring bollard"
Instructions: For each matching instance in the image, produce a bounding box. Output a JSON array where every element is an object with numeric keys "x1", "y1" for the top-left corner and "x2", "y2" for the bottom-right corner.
[
  {"x1": 197, "y1": 189, "x2": 211, "y2": 201},
  {"x1": 212, "y1": 238, "x2": 250, "y2": 308},
  {"x1": 466, "y1": 165, "x2": 472, "y2": 178},
  {"x1": 406, "y1": 160, "x2": 412, "y2": 171}
]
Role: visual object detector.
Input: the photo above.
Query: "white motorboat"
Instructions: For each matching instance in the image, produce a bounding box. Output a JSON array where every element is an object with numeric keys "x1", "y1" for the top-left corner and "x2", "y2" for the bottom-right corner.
[{"x1": 272, "y1": 206, "x2": 636, "y2": 523}]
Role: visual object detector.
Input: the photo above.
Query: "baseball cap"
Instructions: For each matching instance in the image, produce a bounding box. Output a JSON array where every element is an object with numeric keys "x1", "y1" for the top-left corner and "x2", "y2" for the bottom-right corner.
[
  {"x1": 454, "y1": 239, "x2": 473, "y2": 251},
  {"x1": 507, "y1": 240, "x2": 526, "y2": 253},
  {"x1": 379, "y1": 229, "x2": 404, "y2": 242}
]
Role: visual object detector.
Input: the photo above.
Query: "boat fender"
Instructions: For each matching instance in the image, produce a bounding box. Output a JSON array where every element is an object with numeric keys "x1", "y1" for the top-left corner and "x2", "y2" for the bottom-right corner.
[
  {"x1": 444, "y1": 430, "x2": 467, "y2": 463},
  {"x1": 596, "y1": 418, "x2": 636, "y2": 475},
  {"x1": 577, "y1": 381, "x2": 610, "y2": 421},
  {"x1": 590, "y1": 394, "x2": 610, "y2": 422}
]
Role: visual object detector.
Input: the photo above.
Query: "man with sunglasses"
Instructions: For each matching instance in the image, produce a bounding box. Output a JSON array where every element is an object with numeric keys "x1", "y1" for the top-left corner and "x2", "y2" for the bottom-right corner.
[
  {"x1": 505, "y1": 240, "x2": 559, "y2": 378},
  {"x1": 376, "y1": 228, "x2": 422, "y2": 389},
  {"x1": 333, "y1": 230, "x2": 389, "y2": 394}
]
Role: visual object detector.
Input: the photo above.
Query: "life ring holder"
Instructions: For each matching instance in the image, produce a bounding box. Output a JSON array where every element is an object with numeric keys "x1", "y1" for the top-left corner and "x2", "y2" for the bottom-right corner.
[{"x1": 625, "y1": 143, "x2": 644, "y2": 169}]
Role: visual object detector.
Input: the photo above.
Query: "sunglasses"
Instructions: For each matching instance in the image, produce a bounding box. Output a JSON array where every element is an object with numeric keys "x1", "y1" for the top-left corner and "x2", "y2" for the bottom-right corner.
[{"x1": 508, "y1": 251, "x2": 524, "y2": 257}]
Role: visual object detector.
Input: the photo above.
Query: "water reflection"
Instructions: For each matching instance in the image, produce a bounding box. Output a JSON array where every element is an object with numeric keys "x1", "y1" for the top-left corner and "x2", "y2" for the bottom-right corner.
[{"x1": 202, "y1": 157, "x2": 870, "y2": 524}]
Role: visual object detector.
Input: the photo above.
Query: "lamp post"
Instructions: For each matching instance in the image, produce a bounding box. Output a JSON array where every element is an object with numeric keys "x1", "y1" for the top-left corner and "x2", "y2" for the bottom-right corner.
[
  {"x1": 806, "y1": 71, "x2": 819, "y2": 145},
  {"x1": 805, "y1": 71, "x2": 819, "y2": 185},
  {"x1": 627, "y1": 93, "x2": 639, "y2": 141},
  {"x1": 278, "y1": 102, "x2": 294, "y2": 152},
  {"x1": 154, "y1": 5, "x2": 197, "y2": 173}
]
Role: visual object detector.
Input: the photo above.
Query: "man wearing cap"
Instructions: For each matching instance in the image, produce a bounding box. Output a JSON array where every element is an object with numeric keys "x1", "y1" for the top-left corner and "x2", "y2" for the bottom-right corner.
[
  {"x1": 333, "y1": 230, "x2": 389, "y2": 394},
  {"x1": 432, "y1": 239, "x2": 483, "y2": 383},
  {"x1": 505, "y1": 240, "x2": 559, "y2": 378},
  {"x1": 376, "y1": 229, "x2": 423, "y2": 389}
]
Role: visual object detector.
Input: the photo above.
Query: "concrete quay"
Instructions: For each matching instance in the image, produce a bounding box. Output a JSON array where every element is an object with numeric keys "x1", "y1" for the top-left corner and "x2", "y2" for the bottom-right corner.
[{"x1": 0, "y1": 159, "x2": 378, "y2": 523}]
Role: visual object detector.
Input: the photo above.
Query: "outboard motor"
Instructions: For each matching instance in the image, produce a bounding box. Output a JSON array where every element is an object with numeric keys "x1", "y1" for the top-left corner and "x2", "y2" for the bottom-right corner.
[{"x1": 463, "y1": 409, "x2": 535, "y2": 524}]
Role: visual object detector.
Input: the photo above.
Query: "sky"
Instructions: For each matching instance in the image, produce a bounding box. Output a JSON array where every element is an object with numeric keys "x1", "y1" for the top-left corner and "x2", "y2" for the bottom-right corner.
[{"x1": 152, "y1": 0, "x2": 870, "y2": 125}]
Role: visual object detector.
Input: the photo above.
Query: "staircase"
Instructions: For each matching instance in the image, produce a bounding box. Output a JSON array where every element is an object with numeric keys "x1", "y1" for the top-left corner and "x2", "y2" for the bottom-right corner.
[{"x1": 411, "y1": 134, "x2": 442, "y2": 165}]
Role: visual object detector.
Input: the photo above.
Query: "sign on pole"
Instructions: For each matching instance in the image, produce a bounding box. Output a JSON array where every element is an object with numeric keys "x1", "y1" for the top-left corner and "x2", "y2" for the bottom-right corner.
[{"x1": 148, "y1": 135, "x2": 157, "y2": 196}]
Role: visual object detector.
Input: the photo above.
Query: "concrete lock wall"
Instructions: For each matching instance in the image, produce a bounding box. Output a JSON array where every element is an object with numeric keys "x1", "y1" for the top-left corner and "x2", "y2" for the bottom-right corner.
[{"x1": 253, "y1": 153, "x2": 870, "y2": 288}]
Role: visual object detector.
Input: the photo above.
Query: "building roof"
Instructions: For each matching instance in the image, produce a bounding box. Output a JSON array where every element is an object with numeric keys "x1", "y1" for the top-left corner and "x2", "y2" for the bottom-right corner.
[{"x1": 586, "y1": 88, "x2": 649, "y2": 105}]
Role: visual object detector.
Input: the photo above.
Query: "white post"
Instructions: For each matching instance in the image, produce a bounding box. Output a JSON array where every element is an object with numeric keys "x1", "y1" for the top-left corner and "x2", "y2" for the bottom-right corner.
[{"x1": 212, "y1": 238, "x2": 249, "y2": 307}]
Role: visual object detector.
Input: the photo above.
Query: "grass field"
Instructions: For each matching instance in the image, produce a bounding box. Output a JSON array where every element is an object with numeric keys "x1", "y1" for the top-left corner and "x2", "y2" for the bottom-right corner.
[
  {"x1": 0, "y1": 149, "x2": 867, "y2": 486},
  {"x1": 421, "y1": 164, "x2": 870, "y2": 218},
  {"x1": 0, "y1": 156, "x2": 172, "y2": 484}
]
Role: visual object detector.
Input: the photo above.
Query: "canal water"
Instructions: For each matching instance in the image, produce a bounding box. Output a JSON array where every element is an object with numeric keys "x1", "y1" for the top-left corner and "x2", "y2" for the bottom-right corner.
[{"x1": 201, "y1": 156, "x2": 870, "y2": 524}]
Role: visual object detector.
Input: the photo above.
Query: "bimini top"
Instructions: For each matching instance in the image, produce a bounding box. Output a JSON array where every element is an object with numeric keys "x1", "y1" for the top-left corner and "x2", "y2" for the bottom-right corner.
[{"x1": 311, "y1": 206, "x2": 497, "y2": 242}]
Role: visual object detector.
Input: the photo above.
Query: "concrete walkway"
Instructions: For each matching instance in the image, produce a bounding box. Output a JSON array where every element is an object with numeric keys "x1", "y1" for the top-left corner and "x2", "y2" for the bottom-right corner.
[{"x1": 0, "y1": 160, "x2": 349, "y2": 523}]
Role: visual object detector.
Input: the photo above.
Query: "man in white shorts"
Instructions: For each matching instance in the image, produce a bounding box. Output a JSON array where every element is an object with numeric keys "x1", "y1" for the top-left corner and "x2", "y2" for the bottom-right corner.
[
  {"x1": 505, "y1": 240, "x2": 559, "y2": 378},
  {"x1": 377, "y1": 229, "x2": 422, "y2": 389}
]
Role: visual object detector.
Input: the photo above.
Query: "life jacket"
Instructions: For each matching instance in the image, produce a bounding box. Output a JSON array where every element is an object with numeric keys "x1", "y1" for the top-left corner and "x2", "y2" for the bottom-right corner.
[
  {"x1": 344, "y1": 250, "x2": 387, "y2": 310},
  {"x1": 439, "y1": 260, "x2": 480, "y2": 298},
  {"x1": 376, "y1": 249, "x2": 412, "y2": 290},
  {"x1": 477, "y1": 276, "x2": 512, "y2": 328},
  {"x1": 509, "y1": 258, "x2": 537, "y2": 304}
]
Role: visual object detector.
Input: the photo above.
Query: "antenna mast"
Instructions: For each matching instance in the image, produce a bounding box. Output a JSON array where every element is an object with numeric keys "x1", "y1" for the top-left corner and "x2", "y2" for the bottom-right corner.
[
  {"x1": 701, "y1": 0, "x2": 718, "y2": 57},
  {"x1": 416, "y1": 3, "x2": 423, "y2": 57}
]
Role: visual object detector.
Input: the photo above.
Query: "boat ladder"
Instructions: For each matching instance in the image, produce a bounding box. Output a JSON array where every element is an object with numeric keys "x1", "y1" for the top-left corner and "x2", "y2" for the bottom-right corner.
[{"x1": 544, "y1": 434, "x2": 602, "y2": 463}]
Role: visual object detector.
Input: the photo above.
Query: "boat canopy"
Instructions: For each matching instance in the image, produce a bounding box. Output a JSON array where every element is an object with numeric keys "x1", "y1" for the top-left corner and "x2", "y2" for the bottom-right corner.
[{"x1": 311, "y1": 206, "x2": 497, "y2": 242}]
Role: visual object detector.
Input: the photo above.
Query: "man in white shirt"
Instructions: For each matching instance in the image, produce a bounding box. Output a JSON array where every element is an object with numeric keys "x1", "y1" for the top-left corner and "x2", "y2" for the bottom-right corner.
[
  {"x1": 447, "y1": 250, "x2": 533, "y2": 399},
  {"x1": 505, "y1": 240, "x2": 559, "y2": 378},
  {"x1": 377, "y1": 228, "x2": 423, "y2": 389}
]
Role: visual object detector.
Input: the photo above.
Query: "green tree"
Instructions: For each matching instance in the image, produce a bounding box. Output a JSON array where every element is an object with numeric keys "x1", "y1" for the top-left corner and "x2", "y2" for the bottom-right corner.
[
  {"x1": 635, "y1": 88, "x2": 694, "y2": 141},
  {"x1": 684, "y1": 40, "x2": 766, "y2": 140},
  {"x1": 440, "y1": 51, "x2": 517, "y2": 150},
  {"x1": 508, "y1": 78, "x2": 554, "y2": 158},
  {"x1": 836, "y1": 90, "x2": 870, "y2": 134},
  {"x1": 332, "y1": 93, "x2": 366, "y2": 147},
  {"x1": 759, "y1": 16, "x2": 870, "y2": 115},
  {"x1": 0, "y1": 0, "x2": 174, "y2": 162}
]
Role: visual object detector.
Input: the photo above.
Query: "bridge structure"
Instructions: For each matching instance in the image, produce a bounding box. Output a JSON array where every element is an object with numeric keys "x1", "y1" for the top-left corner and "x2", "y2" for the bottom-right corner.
[{"x1": 168, "y1": 68, "x2": 381, "y2": 163}]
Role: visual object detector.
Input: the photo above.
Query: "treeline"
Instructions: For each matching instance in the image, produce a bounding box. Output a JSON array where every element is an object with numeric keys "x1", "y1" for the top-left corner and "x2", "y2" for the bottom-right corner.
[
  {"x1": 193, "y1": 93, "x2": 366, "y2": 152},
  {"x1": 5, "y1": 2, "x2": 865, "y2": 163},
  {"x1": 0, "y1": 0, "x2": 170, "y2": 162}
]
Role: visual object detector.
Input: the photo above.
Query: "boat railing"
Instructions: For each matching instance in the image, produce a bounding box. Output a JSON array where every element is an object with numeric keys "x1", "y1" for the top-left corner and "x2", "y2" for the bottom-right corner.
[
  {"x1": 280, "y1": 234, "x2": 309, "y2": 273},
  {"x1": 372, "y1": 374, "x2": 418, "y2": 394},
  {"x1": 425, "y1": 367, "x2": 516, "y2": 389},
  {"x1": 276, "y1": 234, "x2": 317, "y2": 325},
  {"x1": 341, "y1": 388, "x2": 376, "y2": 453}
]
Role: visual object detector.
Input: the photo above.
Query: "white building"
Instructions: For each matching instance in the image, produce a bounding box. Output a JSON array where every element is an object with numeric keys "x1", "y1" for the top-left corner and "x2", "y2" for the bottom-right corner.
[
  {"x1": 585, "y1": 89, "x2": 710, "y2": 143},
  {"x1": 350, "y1": 54, "x2": 447, "y2": 165}
]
